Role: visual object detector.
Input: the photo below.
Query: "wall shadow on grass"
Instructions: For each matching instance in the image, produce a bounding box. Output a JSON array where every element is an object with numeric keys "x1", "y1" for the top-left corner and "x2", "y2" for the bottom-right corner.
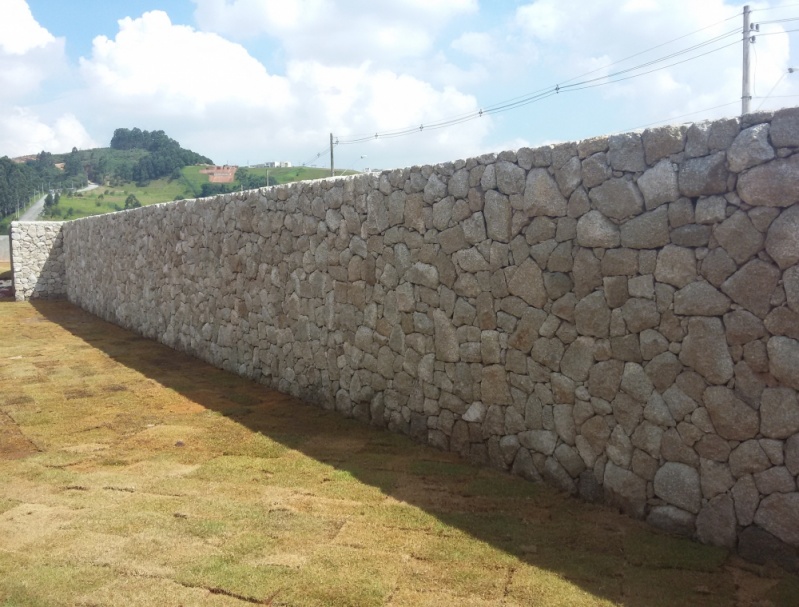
[{"x1": 26, "y1": 299, "x2": 796, "y2": 606}]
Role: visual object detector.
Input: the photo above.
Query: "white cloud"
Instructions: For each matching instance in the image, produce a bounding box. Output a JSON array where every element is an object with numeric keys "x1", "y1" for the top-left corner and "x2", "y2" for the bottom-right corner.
[
  {"x1": 0, "y1": 0, "x2": 55, "y2": 55},
  {"x1": 0, "y1": 0, "x2": 66, "y2": 102},
  {"x1": 509, "y1": 0, "x2": 799, "y2": 129},
  {"x1": 0, "y1": 0, "x2": 85, "y2": 157},
  {"x1": 69, "y1": 9, "x2": 489, "y2": 168},
  {"x1": 0, "y1": 108, "x2": 96, "y2": 156},
  {"x1": 192, "y1": 0, "x2": 477, "y2": 65},
  {"x1": 79, "y1": 11, "x2": 292, "y2": 117}
]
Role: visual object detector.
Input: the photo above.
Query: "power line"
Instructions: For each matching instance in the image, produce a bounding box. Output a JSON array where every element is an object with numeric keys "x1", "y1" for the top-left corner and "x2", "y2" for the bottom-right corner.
[
  {"x1": 299, "y1": 145, "x2": 329, "y2": 167},
  {"x1": 756, "y1": 71, "x2": 788, "y2": 111},
  {"x1": 758, "y1": 16, "x2": 799, "y2": 24},
  {"x1": 455, "y1": 8, "x2": 743, "y2": 114},
  {"x1": 555, "y1": 28, "x2": 740, "y2": 91},
  {"x1": 335, "y1": 28, "x2": 743, "y2": 145},
  {"x1": 753, "y1": 3, "x2": 799, "y2": 13},
  {"x1": 303, "y1": 7, "x2": 794, "y2": 162},
  {"x1": 335, "y1": 17, "x2": 744, "y2": 144},
  {"x1": 623, "y1": 101, "x2": 741, "y2": 132},
  {"x1": 563, "y1": 40, "x2": 741, "y2": 93},
  {"x1": 753, "y1": 27, "x2": 799, "y2": 36}
]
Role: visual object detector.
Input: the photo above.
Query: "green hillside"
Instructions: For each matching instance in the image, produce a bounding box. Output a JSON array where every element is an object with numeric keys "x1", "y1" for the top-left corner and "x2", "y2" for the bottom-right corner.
[
  {"x1": 0, "y1": 127, "x2": 210, "y2": 231},
  {"x1": 36, "y1": 164, "x2": 360, "y2": 222}
]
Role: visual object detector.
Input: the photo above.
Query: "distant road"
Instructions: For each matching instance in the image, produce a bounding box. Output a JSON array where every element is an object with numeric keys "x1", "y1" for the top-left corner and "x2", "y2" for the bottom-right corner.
[
  {"x1": 0, "y1": 182, "x2": 99, "y2": 263},
  {"x1": 19, "y1": 194, "x2": 46, "y2": 222},
  {"x1": 20, "y1": 182, "x2": 99, "y2": 222}
]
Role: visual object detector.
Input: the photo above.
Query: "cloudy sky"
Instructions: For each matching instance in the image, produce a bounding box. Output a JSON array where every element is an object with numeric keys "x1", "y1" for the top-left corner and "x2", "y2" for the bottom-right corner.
[{"x1": 2, "y1": 0, "x2": 799, "y2": 170}]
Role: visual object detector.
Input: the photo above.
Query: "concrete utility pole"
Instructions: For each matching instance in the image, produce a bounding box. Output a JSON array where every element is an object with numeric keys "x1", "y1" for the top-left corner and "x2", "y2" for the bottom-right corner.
[
  {"x1": 742, "y1": 5, "x2": 753, "y2": 115},
  {"x1": 330, "y1": 133, "x2": 335, "y2": 177}
]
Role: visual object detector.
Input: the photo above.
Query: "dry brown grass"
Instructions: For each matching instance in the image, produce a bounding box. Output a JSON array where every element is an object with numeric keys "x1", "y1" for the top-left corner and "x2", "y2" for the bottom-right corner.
[{"x1": 0, "y1": 299, "x2": 797, "y2": 606}]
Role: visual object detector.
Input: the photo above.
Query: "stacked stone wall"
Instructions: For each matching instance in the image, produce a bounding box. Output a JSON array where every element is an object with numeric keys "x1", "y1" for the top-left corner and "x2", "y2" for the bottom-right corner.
[
  {"x1": 10, "y1": 220, "x2": 66, "y2": 300},
  {"x1": 13, "y1": 109, "x2": 799, "y2": 567}
]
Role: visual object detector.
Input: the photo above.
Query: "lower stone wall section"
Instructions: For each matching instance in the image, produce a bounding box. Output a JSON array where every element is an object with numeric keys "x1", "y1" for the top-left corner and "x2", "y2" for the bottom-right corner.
[
  {"x1": 14, "y1": 110, "x2": 799, "y2": 570},
  {"x1": 10, "y1": 221, "x2": 66, "y2": 300}
]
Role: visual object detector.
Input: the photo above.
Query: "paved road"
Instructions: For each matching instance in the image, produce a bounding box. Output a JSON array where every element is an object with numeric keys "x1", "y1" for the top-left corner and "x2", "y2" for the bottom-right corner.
[
  {"x1": 19, "y1": 194, "x2": 47, "y2": 222},
  {"x1": 0, "y1": 183, "x2": 99, "y2": 263},
  {"x1": 20, "y1": 182, "x2": 99, "y2": 223}
]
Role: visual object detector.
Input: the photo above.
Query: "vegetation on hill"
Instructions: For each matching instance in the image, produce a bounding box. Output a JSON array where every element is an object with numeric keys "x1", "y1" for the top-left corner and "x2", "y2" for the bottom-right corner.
[
  {"x1": 2, "y1": 126, "x2": 359, "y2": 228},
  {"x1": 0, "y1": 128, "x2": 212, "y2": 227},
  {"x1": 108, "y1": 127, "x2": 212, "y2": 185},
  {"x1": 34, "y1": 165, "x2": 350, "y2": 222},
  {"x1": 0, "y1": 148, "x2": 90, "y2": 223}
]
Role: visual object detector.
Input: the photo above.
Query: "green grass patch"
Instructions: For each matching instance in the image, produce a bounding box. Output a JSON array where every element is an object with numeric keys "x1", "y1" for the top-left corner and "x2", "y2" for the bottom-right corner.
[
  {"x1": 0, "y1": 553, "x2": 114, "y2": 607},
  {"x1": 46, "y1": 178, "x2": 187, "y2": 220},
  {"x1": 177, "y1": 556, "x2": 291, "y2": 602},
  {"x1": 27, "y1": 164, "x2": 361, "y2": 226}
]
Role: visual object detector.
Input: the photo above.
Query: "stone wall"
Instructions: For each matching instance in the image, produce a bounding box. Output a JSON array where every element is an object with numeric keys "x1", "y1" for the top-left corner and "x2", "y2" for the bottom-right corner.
[
  {"x1": 16, "y1": 109, "x2": 799, "y2": 567},
  {"x1": 10, "y1": 220, "x2": 66, "y2": 300}
]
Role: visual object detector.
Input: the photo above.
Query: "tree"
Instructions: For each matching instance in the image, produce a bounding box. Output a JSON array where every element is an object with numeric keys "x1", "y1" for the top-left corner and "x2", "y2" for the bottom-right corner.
[
  {"x1": 124, "y1": 194, "x2": 141, "y2": 209},
  {"x1": 64, "y1": 148, "x2": 82, "y2": 177},
  {"x1": 45, "y1": 193, "x2": 54, "y2": 208}
]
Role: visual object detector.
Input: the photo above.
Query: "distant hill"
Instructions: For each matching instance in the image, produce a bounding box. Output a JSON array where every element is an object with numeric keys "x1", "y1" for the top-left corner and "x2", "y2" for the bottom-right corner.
[
  {"x1": 1, "y1": 127, "x2": 213, "y2": 222},
  {"x1": 106, "y1": 127, "x2": 213, "y2": 184}
]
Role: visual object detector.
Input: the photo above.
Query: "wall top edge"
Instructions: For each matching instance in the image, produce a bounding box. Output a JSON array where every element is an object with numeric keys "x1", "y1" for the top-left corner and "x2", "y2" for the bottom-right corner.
[{"x1": 38, "y1": 105, "x2": 799, "y2": 226}]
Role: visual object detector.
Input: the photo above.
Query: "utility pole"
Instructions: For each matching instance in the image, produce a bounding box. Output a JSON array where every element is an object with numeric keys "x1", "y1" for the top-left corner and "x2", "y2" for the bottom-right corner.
[
  {"x1": 742, "y1": 5, "x2": 753, "y2": 115},
  {"x1": 330, "y1": 133, "x2": 335, "y2": 177}
]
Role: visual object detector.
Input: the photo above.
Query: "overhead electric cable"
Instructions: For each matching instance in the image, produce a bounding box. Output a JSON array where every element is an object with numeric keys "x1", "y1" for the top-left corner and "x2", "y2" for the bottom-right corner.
[
  {"x1": 563, "y1": 40, "x2": 741, "y2": 93},
  {"x1": 335, "y1": 30, "x2": 743, "y2": 145},
  {"x1": 306, "y1": 6, "x2": 794, "y2": 162},
  {"x1": 753, "y1": 3, "x2": 799, "y2": 13},
  {"x1": 335, "y1": 16, "x2": 744, "y2": 144},
  {"x1": 625, "y1": 101, "x2": 740, "y2": 131},
  {"x1": 757, "y1": 16, "x2": 799, "y2": 24},
  {"x1": 300, "y1": 145, "x2": 330, "y2": 167},
  {"x1": 753, "y1": 27, "x2": 799, "y2": 36}
]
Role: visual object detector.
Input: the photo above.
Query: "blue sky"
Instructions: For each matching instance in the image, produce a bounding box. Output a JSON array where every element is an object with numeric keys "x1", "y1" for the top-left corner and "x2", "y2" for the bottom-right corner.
[{"x1": 3, "y1": 1, "x2": 799, "y2": 170}]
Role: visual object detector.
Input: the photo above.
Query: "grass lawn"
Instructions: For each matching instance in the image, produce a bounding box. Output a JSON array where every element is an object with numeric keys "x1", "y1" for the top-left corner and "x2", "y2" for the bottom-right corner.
[
  {"x1": 49, "y1": 179, "x2": 188, "y2": 220},
  {"x1": 32, "y1": 165, "x2": 357, "y2": 224},
  {"x1": 0, "y1": 298, "x2": 797, "y2": 606}
]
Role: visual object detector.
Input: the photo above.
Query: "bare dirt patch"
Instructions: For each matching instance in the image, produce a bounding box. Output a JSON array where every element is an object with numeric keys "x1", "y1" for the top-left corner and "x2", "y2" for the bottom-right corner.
[
  {"x1": 200, "y1": 166, "x2": 237, "y2": 184},
  {"x1": 0, "y1": 410, "x2": 39, "y2": 459}
]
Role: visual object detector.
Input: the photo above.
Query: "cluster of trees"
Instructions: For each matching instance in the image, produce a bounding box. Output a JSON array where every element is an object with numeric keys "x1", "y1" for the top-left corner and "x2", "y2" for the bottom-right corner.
[
  {"x1": 0, "y1": 157, "x2": 35, "y2": 219},
  {"x1": 110, "y1": 128, "x2": 212, "y2": 185},
  {"x1": 0, "y1": 149, "x2": 88, "y2": 222},
  {"x1": 1, "y1": 126, "x2": 214, "y2": 223},
  {"x1": 41, "y1": 191, "x2": 77, "y2": 219},
  {"x1": 236, "y1": 167, "x2": 277, "y2": 189}
]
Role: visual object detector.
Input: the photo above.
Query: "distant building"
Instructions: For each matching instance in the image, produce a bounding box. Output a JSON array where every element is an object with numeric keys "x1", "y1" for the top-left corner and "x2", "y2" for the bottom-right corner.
[{"x1": 262, "y1": 161, "x2": 292, "y2": 168}]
